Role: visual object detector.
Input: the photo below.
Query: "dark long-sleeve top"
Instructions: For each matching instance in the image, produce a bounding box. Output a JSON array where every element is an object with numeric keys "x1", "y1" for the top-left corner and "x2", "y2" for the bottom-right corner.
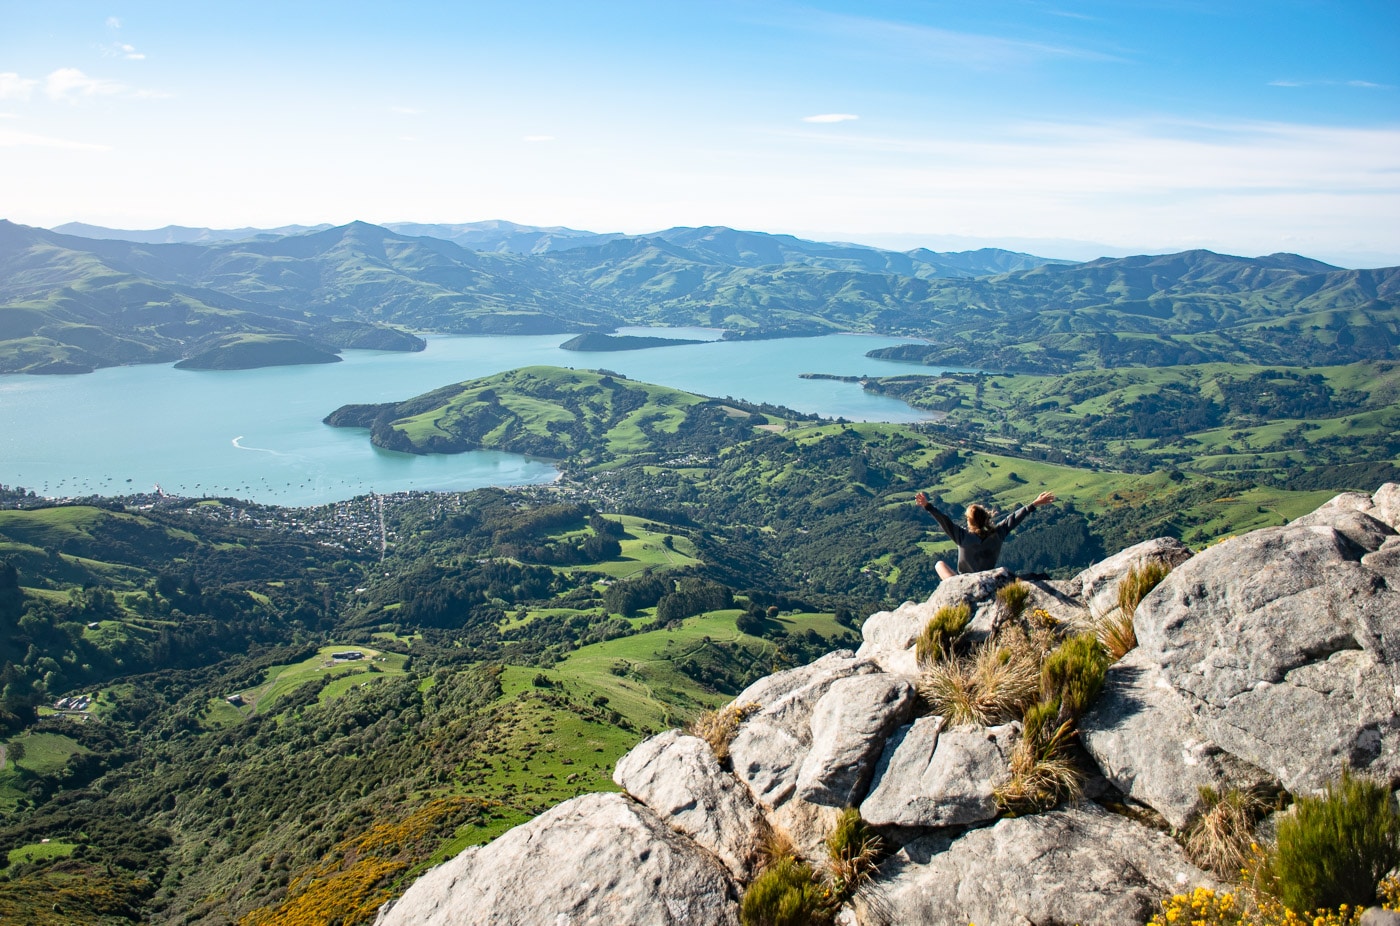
[{"x1": 921, "y1": 501, "x2": 1037, "y2": 574}]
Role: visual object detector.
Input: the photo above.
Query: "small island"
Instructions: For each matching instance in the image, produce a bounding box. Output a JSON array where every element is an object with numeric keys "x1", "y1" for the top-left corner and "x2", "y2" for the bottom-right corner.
[
  {"x1": 559, "y1": 332, "x2": 705, "y2": 352},
  {"x1": 175, "y1": 335, "x2": 342, "y2": 370}
]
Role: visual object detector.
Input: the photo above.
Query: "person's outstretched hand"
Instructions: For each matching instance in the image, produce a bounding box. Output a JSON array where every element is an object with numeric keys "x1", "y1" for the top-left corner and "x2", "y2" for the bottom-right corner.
[
  {"x1": 915, "y1": 491, "x2": 928, "y2": 507},
  {"x1": 1033, "y1": 492, "x2": 1056, "y2": 507}
]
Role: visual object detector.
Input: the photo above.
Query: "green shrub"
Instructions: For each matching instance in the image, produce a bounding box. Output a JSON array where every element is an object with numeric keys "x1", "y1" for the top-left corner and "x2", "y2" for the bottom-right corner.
[
  {"x1": 1271, "y1": 770, "x2": 1400, "y2": 911},
  {"x1": 741, "y1": 857, "x2": 833, "y2": 926},
  {"x1": 915, "y1": 602, "x2": 971, "y2": 667},
  {"x1": 1040, "y1": 632, "x2": 1109, "y2": 722}
]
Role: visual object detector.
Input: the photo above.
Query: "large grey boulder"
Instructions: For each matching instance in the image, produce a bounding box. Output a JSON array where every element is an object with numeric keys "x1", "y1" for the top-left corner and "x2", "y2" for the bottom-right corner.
[
  {"x1": 729, "y1": 651, "x2": 880, "y2": 807},
  {"x1": 1074, "y1": 536, "x2": 1193, "y2": 620},
  {"x1": 374, "y1": 792, "x2": 739, "y2": 926},
  {"x1": 856, "y1": 570, "x2": 1013, "y2": 674},
  {"x1": 795, "y1": 674, "x2": 917, "y2": 808},
  {"x1": 1290, "y1": 506, "x2": 1396, "y2": 554},
  {"x1": 614, "y1": 730, "x2": 768, "y2": 878},
  {"x1": 857, "y1": 803, "x2": 1212, "y2": 926},
  {"x1": 861, "y1": 718, "x2": 1018, "y2": 828},
  {"x1": 1372, "y1": 483, "x2": 1400, "y2": 530},
  {"x1": 1081, "y1": 650, "x2": 1278, "y2": 828},
  {"x1": 1136, "y1": 521, "x2": 1400, "y2": 793}
]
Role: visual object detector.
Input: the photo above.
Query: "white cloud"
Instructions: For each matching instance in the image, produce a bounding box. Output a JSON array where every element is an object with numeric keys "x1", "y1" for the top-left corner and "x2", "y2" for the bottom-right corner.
[
  {"x1": 523, "y1": 135, "x2": 556, "y2": 142},
  {"x1": 0, "y1": 127, "x2": 111, "y2": 150},
  {"x1": 46, "y1": 68, "x2": 128, "y2": 102},
  {"x1": 113, "y1": 43, "x2": 146, "y2": 61},
  {"x1": 803, "y1": 113, "x2": 859, "y2": 124},
  {"x1": 43, "y1": 68, "x2": 169, "y2": 102},
  {"x1": 0, "y1": 72, "x2": 38, "y2": 101},
  {"x1": 106, "y1": 16, "x2": 121, "y2": 29}
]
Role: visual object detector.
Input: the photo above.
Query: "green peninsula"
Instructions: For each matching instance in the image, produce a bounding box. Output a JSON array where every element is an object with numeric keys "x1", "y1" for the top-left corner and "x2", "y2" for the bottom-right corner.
[{"x1": 323, "y1": 365, "x2": 791, "y2": 463}]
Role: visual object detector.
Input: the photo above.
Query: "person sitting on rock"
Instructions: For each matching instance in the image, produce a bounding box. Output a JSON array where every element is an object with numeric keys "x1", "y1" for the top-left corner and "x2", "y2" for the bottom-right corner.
[{"x1": 914, "y1": 490, "x2": 1056, "y2": 580}]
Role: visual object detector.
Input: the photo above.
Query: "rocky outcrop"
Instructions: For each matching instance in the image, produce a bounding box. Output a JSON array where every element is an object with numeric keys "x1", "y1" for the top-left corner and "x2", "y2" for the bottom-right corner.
[
  {"x1": 728, "y1": 650, "x2": 880, "y2": 807},
  {"x1": 795, "y1": 674, "x2": 917, "y2": 807},
  {"x1": 861, "y1": 803, "x2": 1213, "y2": 926},
  {"x1": 381, "y1": 484, "x2": 1400, "y2": 926},
  {"x1": 1081, "y1": 650, "x2": 1278, "y2": 828},
  {"x1": 612, "y1": 730, "x2": 767, "y2": 879},
  {"x1": 374, "y1": 792, "x2": 740, "y2": 926},
  {"x1": 861, "y1": 717, "x2": 1018, "y2": 828}
]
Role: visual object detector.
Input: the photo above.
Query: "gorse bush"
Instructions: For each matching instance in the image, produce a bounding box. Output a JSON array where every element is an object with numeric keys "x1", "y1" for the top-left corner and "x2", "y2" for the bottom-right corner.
[
  {"x1": 915, "y1": 602, "x2": 971, "y2": 666},
  {"x1": 1270, "y1": 769, "x2": 1400, "y2": 911},
  {"x1": 1147, "y1": 885, "x2": 1369, "y2": 925}
]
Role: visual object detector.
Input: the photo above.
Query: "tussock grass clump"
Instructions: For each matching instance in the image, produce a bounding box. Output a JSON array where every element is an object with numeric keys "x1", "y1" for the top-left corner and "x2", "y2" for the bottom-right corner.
[
  {"x1": 740, "y1": 856, "x2": 833, "y2": 926},
  {"x1": 917, "y1": 640, "x2": 1040, "y2": 727},
  {"x1": 1269, "y1": 769, "x2": 1400, "y2": 911},
  {"x1": 915, "y1": 602, "x2": 972, "y2": 667},
  {"x1": 741, "y1": 810, "x2": 883, "y2": 926},
  {"x1": 688, "y1": 701, "x2": 760, "y2": 761},
  {"x1": 1118, "y1": 559, "x2": 1173, "y2": 617},
  {"x1": 1185, "y1": 786, "x2": 1272, "y2": 878},
  {"x1": 996, "y1": 580, "x2": 1032, "y2": 629},
  {"x1": 823, "y1": 808, "x2": 883, "y2": 897},
  {"x1": 995, "y1": 703, "x2": 1083, "y2": 814},
  {"x1": 1039, "y1": 632, "x2": 1109, "y2": 723},
  {"x1": 1095, "y1": 560, "x2": 1173, "y2": 660}
]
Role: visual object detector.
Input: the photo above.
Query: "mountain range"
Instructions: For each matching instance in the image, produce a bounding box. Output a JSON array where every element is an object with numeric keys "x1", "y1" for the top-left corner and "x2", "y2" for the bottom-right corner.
[{"x1": 2, "y1": 219, "x2": 1397, "y2": 375}]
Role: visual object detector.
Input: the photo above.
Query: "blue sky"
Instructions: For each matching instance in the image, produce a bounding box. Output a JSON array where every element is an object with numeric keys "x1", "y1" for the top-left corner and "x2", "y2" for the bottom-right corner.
[{"x1": 1, "y1": 1, "x2": 1397, "y2": 265}]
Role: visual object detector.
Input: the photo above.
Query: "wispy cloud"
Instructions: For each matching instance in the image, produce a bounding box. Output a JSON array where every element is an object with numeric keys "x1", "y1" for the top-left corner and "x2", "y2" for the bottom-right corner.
[
  {"x1": 803, "y1": 113, "x2": 858, "y2": 123},
  {"x1": 107, "y1": 43, "x2": 146, "y2": 61},
  {"x1": 0, "y1": 126, "x2": 111, "y2": 150},
  {"x1": 523, "y1": 135, "x2": 556, "y2": 142},
  {"x1": 0, "y1": 72, "x2": 38, "y2": 101},
  {"x1": 44, "y1": 68, "x2": 169, "y2": 102},
  {"x1": 1270, "y1": 78, "x2": 1393, "y2": 90},
  {"x1": 802, "y1": 11, "x2": 1123, "y2": 68},
  {"x1": 47, "y1": 68, "x2": 128, "y2": 102},
  {"x1": 104, "y1": 17, "x2": 145, "y2": 59}
]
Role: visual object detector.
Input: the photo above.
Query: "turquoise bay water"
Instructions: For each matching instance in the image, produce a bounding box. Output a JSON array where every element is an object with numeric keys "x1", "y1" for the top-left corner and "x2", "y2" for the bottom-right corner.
[{"x1": 0, "y1": 330, "x2": 933, "y2": 506}]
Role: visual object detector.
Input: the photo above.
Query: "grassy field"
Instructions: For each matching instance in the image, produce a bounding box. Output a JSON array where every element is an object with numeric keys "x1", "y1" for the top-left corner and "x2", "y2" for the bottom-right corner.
[
  {"x1": 210, "y1": 645, "x2": 411, "y2": 721},
  {"x1": 4, "y1": 841, "x2": 77, "y2": 873},
  {"x1": 426, "y1": 605, "x2": 850, "y2": 855},
  {"x1": 0, "y1": 733, "x2": 90, "y2": 812}
]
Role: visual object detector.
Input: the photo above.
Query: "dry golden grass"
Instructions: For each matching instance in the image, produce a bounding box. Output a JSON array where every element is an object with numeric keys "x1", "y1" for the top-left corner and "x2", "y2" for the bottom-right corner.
[
  {"x1": 689, "y1": 701, "x2": 760, "y2": 761},
  {"x1": 917, "y1": 640, "x2": 1040, "y2": 727},
  {"x1": 1092, "y1": 559, "x2": 1173, "y2": 661},
  {"x1": 1185, "y1": 786, "x2": 1271, "y2": 878},
  {"x1": 994, "y1": 717, "x2": 1084, "y2": 813}
]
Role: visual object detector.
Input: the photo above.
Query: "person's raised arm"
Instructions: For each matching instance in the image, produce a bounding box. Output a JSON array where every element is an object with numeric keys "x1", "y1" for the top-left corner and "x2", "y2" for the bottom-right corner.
[{"x1": 1032, "y1": 492, "x2": 1056, "y2": 508}]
